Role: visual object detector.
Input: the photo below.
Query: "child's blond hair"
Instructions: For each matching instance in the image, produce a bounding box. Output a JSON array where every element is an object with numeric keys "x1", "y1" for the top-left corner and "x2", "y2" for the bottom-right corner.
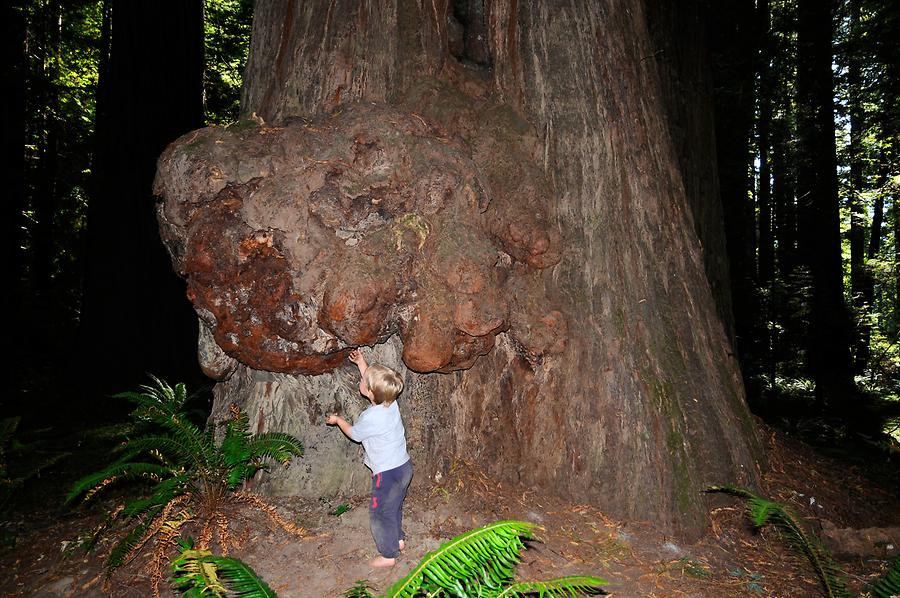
[{"x1": 364, "y1": 364, "x2": 404, "y2": 405}]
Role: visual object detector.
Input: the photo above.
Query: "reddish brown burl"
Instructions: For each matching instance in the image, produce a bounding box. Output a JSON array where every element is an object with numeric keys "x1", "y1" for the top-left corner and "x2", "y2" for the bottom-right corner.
[{"x1": 154, "y1": 101, "x2": 565, "y2": 375}]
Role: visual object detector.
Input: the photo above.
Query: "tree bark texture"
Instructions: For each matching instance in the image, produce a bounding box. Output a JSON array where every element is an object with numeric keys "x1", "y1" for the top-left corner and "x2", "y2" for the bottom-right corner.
[{"x1": 168, "y1": 0, "x2": 762, "y2": 537}]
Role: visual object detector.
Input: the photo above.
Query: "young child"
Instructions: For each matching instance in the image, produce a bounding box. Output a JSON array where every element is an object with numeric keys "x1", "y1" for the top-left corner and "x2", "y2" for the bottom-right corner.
[{"x1": 326, "y1": 349, "x2": 413, "y2": 568}]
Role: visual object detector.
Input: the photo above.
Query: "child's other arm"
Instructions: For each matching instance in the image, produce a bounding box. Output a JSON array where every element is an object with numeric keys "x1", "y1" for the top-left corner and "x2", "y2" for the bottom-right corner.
[
  {"x1": 348, "y1": 348, "x2": 368, "y2": 377},
  {"x1": 326, "y1": 414, "x2": 354, "y2": 439}
]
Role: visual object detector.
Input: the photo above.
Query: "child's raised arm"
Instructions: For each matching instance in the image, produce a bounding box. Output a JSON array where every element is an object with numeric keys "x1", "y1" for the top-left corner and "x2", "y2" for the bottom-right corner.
[
  {"x1": 348, "y1": 348, "x2": 368, "y2": 377},
  {"x1": 326, "y1": 414, "x2": 354, "y2": 439}
]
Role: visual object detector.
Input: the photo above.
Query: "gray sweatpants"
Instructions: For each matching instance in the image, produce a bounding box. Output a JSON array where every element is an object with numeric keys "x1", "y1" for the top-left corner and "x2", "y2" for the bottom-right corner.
[{"x1": 370, "y1": 460, "x2": 413, "y2": 558}]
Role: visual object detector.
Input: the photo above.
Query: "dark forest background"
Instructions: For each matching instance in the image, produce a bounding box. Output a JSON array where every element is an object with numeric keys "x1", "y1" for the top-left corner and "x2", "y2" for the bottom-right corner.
[{"x1": 3, "y1": 0, "x2": 899, "y2": 455}]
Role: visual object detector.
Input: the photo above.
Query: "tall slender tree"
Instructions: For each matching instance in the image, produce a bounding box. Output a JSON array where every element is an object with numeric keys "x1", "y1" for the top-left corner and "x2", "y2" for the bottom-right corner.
[
  {"x1": 795, "y1": 0, "x2": 856, "y2": 412},
  {"x1": 756, "y1": 0, "x2": 776, "y2": 389},
  {"x1": 845, "y1": 0, "x2": 872, "y2": 372},
  {"x1": 78, "y1": 0, "x2": 205, "y2": 411},
  {"x1": 704, "y1": 0, "x2": 762, "y2": 392},
  {"x1": 31, "y1": 0, "x2": 61, "y2": 308},
  {"x1": 3, "y1": 1, "x2": 27, "y2": 399}
]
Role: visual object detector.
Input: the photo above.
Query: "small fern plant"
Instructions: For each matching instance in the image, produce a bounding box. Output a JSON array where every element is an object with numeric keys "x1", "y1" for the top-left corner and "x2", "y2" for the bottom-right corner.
[
  {"x1": 868, "y1": 555, "x2": 900, "y2": 598},
  {"x1": 66, "y1": 376, "x2": 306, "y2": 596},
  {"x1": 348, "y1": 520, "x2": 608, "y2": 597},
  {"x1": 706, "y1": 485, "x2": 849, "y2": 598},
  {"x1": 171, "y1": 536, "x2": 276, "y2": 597}
]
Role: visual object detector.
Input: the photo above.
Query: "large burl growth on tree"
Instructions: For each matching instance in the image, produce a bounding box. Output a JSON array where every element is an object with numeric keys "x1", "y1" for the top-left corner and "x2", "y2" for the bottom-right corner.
[{"x1": 154, "y1": 98, "x2": 565, "y2": 378}]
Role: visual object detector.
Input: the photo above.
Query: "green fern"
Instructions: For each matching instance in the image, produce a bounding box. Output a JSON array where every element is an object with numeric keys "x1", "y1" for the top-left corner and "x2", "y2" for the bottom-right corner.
[
  {"x1": 707, "y1": 485, "x2": 849, "y2": 598},
  {"x1": 106, "y1": 508, "x2": 163, "y2": 571},
  {"x1": 66, "y1": 376, "x2": 305, "y2": 581},
  {"x1": 367, "y1": 520, "x2": 607, "y2": 598},
  {"x1": 489, "y1": 575, "x2": 610, "y2": 597},
  {"x1": 869, "y1": 556, "x2": 900, "y2": 598},
  {"x1": 172, "y1": 538, "x2": 276, "y2": 597},
  {"x1": 386, "y1": 520, "x2": 533, "y2": 597},
  {"x1": 344, "y1": 580, "x2": 376, "y2": 598}
]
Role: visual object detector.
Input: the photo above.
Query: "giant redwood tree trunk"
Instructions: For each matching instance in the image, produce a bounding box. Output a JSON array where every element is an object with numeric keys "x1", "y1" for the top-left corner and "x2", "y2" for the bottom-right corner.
[{"x1": 155, "y1": 0, "x2": 762, "y2": 538}]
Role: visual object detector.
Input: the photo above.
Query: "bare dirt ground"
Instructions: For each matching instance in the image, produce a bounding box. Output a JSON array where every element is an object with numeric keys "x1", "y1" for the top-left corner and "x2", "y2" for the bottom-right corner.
[{"x1": 1, "y1": 421, "x2": 897, "y2": 597}]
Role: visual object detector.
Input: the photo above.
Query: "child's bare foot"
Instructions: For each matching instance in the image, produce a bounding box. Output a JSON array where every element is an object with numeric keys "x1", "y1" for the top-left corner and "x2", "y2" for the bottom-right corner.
[
  {"x1": 398, "y1": 539, "x2": 405, "y2": 552},
  {"x1": 369, "y1": 556, "x2": 396, "y2": 568}
]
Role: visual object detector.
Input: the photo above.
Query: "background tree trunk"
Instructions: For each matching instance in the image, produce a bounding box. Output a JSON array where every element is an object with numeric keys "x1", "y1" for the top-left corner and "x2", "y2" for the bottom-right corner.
[
  {"x1": 847, "y1": 0, "x2": 870, "y2": 373},
  {"x1": 756, "y1": 0, "x2": 775, "y2": 390},
  {"x1": 2, "y1": 1, "x2": 27, "y2": 391},
  {"x1": 205, "y1": 0, "x2": 763, "y2": 538},
  {"x1": 645, "y1": 0, "x2": 735, "y2": 346},
  {"x1": 795, "y1": 0, "x2": 855, "y2": 410},
  {"x1": 77, "y1": 0, "x2": 205, "y2": 413},
  {"x1": 703, "y1": 0, "x2": 760, "y2": 388}
]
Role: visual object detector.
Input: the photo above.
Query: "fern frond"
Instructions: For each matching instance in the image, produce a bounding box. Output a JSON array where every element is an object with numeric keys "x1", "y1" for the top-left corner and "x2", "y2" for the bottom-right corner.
[
  {"x1": 172, "y1": 548, "x2": 228, "y2": 597},
  {"x1": 121, "y1": 475, "x2": 188, "y2": 518},
  {"x1": 385, "y1": 520, "x2": 535, "y2": 597},
  {"x1": 213, "y1": 555, "x2": 277, "y2": 597},
  {"x1": 227, "y1": 464, "x2": 258, "y2": 488},
  {"x1": 118, "y1": 378, "x2": 210, "y2": 470},
  {"x1": 489, "y1": 575, "x2": 608, "y2": 597},
  {"x1": 706, "y1": 484, "x2": 755, "y2": 500},
  {"x1": 221, "y1": 407, "x2": 252, "y2": 479},
  {"x1": 113, "y1": 436, "x2": 197, "y2": 471},
  {"x1": 67, "y1": 462, "x2": 172, "y2": 503},
  {"x1": 148, "y1": 412, "x2": 211, "y2": 465},
  {"x1": 247, "y1": 433, "x2": 305, "y2": 464},
  {"x1": 106, "y1": 507, "x2": 162, "y2": 572},
  {"x1": 173, "y1": 549, "x2": 276, "y2": 598},
  {"x1": 110, "y1": 495, "x2": 190, "y2": 573},
  {"x1": 119, "y1": 376, "x2": 188, "y2": 412},
  {"x1": 233, "y1": 492, "x2": 309, "y2": 538},
  {"x1": 869, "y1": 556, "x2": 900, "y2": 598},
  {"x1": 344, "y1": 579, "x2": 376, "y2": 598},
  {"x1": 149, "y1": 508, "x2": 194, "y2": 598},
  {"x1": 706, "y1": 485, "x2": 849, "y2": 598},
  {"x1": 79, "y1": 504, "x2": 124, "y2": 554}
]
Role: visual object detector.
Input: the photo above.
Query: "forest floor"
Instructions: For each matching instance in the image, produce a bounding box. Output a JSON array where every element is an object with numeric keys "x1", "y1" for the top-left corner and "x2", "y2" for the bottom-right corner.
[{"x1": 1, "y1": 420, "x2": 898, "y2": 598}]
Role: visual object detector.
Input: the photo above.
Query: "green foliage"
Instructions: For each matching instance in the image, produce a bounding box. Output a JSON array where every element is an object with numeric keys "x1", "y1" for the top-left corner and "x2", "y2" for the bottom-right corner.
[
  {"x1": 171, "y1": 537, "x2": 276, "y2": 597},
  {"x1": 66, "y1": 376, "x2": 303, "y2": 575},
  {"x1": 386, "y1": 520, "x2": 534, "y2": 597},
  {"x1": 707, "y1": 485, "x2": 849, "y2": 598},
  {"x1": 490, "y1": 576, "x2": 612, "y2": 597},
  {"x1": 18, "y1": 0, "x2": 103, "y2": 334},
  {"x1": 729, "y1": 567, "x2": 765, "y2": 595},
  {"x1": 204, "y1": 0, "x2": 253, "y2": 123},
  {"x1": 349, "y1": 520, "x2": 608, "y2": 598},
  {"x1": 868, "y1": 556, "x2": 900, "y2": 598},
  {"x1": 669, "y1": 556, "x2": 712, "y2": 580},
  {"x1": 344, "y1": 580, "x2": 377, "y2": 598}
]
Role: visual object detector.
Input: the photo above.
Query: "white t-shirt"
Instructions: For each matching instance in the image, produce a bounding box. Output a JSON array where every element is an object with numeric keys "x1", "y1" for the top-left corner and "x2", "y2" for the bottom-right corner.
[{"x1": 349, "y1": 401, "x2": 410, "y2": 475}]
